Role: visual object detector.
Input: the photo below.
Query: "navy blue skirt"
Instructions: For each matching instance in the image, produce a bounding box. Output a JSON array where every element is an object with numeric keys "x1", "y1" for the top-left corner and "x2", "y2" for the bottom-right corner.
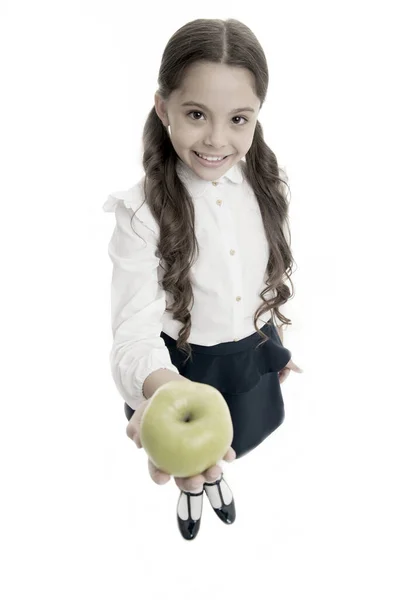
[{"x1": 124, "y1": 320, "x2": 292, "y2": 459}]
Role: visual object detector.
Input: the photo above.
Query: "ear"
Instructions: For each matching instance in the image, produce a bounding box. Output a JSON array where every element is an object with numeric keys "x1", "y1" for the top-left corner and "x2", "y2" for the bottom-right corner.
[{"x1": 154, "y1": 92, "x2": 168, "y2": 128}]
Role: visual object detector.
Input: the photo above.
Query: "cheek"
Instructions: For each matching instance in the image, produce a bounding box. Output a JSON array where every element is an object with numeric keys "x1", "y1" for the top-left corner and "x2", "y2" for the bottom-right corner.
[
  {"x1": 241, "y1": 136, "x2": 256, "y2": 154},
  {"x1": 243, "y1": 128, "x2": 256, "y2": 146},
  {"x1": 228, "y1": 129, "x2": 255, "y2": 152},
  {"x1": 173, "y1": 124, "x2": 197, "y2": 146}
]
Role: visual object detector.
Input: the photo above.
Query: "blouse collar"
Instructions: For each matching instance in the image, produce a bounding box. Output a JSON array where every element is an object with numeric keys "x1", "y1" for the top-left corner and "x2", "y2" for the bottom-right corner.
[{"x1": 176, "y1": 156, "x2": 244, "y2": 197}]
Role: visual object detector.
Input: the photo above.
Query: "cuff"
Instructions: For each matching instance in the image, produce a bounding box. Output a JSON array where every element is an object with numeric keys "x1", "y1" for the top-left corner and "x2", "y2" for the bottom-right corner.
[{"x1": 262, "y1": 338, "x2": 292, "y2": 373}]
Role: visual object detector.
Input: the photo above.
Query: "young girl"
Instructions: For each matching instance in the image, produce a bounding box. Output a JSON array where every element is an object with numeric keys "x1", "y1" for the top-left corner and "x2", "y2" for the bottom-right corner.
[{"x1": 103, "y1": 18, "x2": 303, "y2": 541}]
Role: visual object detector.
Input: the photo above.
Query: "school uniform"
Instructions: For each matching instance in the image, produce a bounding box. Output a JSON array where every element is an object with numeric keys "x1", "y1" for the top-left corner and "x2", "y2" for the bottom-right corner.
[{"x1": 102, "y1": 157, "x2": 292, "y2": 461}]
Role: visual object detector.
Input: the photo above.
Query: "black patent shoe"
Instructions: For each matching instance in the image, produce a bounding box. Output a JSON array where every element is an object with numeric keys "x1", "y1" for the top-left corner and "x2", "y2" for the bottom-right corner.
[
  {"x1": 204, "y1": 475, "x2": 236, "y2": 524},
  {"x1": 176, "y1": 489, "x2": 204, "y2": 541}
]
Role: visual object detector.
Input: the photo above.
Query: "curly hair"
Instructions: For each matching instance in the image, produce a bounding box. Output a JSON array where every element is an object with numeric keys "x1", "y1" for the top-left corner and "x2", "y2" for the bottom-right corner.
[{"x1": 133, "y1": 18, "x2": 296, "y2": 367}]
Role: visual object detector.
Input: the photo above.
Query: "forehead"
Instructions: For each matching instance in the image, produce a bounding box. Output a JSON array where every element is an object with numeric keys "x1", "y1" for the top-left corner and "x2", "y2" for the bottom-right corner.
[{"x1": 174, "y1": 62, "x2": 259, "y2": 111}]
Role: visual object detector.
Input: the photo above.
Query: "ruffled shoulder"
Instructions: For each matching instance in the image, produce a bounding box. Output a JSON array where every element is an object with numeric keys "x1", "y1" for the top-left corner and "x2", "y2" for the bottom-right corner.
[{"x1": 102, "y1": 177, "x2": 159, "y2": 237}]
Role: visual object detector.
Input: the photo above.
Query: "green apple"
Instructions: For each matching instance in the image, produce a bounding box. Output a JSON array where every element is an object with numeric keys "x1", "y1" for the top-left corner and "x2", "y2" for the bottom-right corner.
[{"x1": 140, "y1": 380, "x2": 234, "y2": 478}]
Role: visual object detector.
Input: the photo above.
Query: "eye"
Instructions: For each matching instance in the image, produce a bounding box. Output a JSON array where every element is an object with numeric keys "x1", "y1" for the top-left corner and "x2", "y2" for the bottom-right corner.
[
  {"x1": 187, "y1": 111, "x2": 248, "y2": 125},
  {"x1": 232, "y1": 115, "x2": 248, "y2": 125},
  {"x1": 188, "y1": 111, "x2": 204, "y2": 121}
]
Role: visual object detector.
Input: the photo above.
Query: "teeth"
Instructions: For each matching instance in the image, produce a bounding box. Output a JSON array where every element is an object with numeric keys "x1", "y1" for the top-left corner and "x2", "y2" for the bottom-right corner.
[{"x1": 196, "y1": 152, "x2": 225, "y2": 162}]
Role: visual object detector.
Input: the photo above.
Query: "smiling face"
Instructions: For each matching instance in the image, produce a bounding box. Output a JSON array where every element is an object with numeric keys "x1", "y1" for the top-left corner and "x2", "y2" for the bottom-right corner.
[{"x1": 154, "y1": 62, "x2": 261, "y2": 181}]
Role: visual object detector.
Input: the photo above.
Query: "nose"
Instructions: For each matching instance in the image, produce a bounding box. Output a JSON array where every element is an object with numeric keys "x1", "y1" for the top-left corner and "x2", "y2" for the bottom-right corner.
[{"x1": 203, "y1": 124, "x2": 229, "y2": 151}]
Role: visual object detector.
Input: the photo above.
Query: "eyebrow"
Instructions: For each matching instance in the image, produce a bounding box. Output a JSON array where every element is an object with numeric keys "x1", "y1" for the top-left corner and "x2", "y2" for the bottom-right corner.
[{"x1": 181, "y1": 101, "x2": 255, "y2": 114}]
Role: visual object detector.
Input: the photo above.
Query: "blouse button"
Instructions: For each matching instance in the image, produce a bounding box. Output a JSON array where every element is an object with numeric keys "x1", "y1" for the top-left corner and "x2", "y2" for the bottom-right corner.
[
  {"x1": 230, "y1": 249, "x2": 235, "y2": 255},
  {"x1": 236, "y1": 296, "x2": 241, "y2": 302},
  {"x1": 216, "y1": 199, "x2": 222, "y2": 206},
  {"x1": 233, "y1": 338, "x2": 238, "y2": 342},
  {"x1": 212, "y1": 181, "x2": 218, "y2": 186}
]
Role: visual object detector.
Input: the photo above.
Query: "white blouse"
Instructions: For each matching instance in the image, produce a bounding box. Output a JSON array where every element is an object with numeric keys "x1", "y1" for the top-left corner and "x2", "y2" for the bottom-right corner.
[{"x1": 103, "y1": 158, "x2": 290, "y2": 410}]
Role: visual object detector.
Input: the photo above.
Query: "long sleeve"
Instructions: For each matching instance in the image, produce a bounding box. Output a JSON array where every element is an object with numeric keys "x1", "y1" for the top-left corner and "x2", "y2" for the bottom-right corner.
[{"x1": 103, "y1": 191, "x2": 180, "y2": 410}]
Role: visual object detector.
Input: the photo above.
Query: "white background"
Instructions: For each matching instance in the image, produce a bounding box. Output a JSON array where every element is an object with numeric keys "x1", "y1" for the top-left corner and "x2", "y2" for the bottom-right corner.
[{"x1": 1, "y1": 1, "x2": 398, "y2": 598}]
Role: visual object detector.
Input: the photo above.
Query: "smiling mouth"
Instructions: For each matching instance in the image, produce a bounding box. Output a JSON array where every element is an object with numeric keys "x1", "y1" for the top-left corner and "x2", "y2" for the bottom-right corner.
[{"x1": 194, "y1": 151, "x2": 230, "y2": 161}]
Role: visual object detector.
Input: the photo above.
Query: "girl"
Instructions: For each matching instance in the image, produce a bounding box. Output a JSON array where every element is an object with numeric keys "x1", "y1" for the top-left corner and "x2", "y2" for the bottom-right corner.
[{"x1": 103, "y1": 18, "x2": 303, "y2": 541}]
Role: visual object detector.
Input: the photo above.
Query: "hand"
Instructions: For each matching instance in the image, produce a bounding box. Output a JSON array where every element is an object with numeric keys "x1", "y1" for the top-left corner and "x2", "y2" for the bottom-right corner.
[
  {"x1": 126, "y1": 398, "x2": 236, "y2": 492},
  {"x1": 278, "y1": 358, "x2": 304, "y2": 385}
]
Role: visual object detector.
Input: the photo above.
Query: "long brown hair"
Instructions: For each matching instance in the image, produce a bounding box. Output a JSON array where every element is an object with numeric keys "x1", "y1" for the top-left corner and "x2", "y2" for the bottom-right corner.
[{"x1": 135, "y1": 18, "x2": 296, "y2": 367}]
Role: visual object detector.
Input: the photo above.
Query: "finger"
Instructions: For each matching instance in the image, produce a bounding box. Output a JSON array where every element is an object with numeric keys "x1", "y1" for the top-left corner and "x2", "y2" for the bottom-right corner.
[
  {"x1": 203, "y1": 464, "x2": 222, "y2": 483},
  {"x1": 288, "y1": 360, "x2": 304, "y2": 373},
  {"x1": 129, "y1": 433, "x2": 139, "y2": 448},
  {"x1": 126, "y1": 414, "x2": 139, "y2": 441},
  {"x1": 126, "y1": 399, "x2": 149, "y2": 443},
  {"x1": 223, "y1": 446, "x2": 236, "y2": 462},
  {"x1": 174, "y1": 477, "x2": 182, "y2": 490},
  {"x1": 148, "y1": 458, "x2": 171, "y2": 485},
  {"x1": 174, "y1": 474, "x2": 205, "y2": 492},
  {"x1": 279, "y1": 365, "x2": 290, "y2": 378},
  {"x1": 174, "y1": 477, "x2": 193, "y2": 492}
]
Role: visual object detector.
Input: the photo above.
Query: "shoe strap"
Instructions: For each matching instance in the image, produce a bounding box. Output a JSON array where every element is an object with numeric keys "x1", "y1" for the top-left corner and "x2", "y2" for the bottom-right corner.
[
  {"x1": 182, "y1": 490, "x2": 204, "y2": 497},
  {"x1": 204, "y1": 475, "x2": 223, "y2": 487}
]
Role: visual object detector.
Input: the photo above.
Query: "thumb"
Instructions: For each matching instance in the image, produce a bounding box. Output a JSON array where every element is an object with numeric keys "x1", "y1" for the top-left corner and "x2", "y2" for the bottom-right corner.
[{"x1": 133, "y1": 434, "x2": 142, "y2": 449}]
